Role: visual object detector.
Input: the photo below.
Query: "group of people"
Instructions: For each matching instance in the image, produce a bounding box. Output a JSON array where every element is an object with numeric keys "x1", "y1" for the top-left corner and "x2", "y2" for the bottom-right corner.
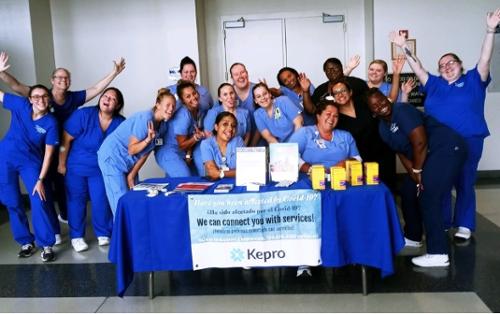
[{"x1": 0, "y1": 9, "x2": 498, "y2": 272}]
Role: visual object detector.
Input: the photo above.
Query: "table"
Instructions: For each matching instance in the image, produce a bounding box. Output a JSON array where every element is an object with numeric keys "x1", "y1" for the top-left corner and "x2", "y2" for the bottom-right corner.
[{"x1": 109, "y1": 177, "x2": 404, "y2": 297}]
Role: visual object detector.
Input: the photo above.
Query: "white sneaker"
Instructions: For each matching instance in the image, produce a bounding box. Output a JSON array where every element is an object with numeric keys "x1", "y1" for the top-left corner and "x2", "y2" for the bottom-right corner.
[
  {"x1": 54, "y1": 234, "x2": 62, "y2": 245},
  {"x1": 57, "y1": 214, "x2": 68, "y2": 224},
  {"x1": 412, "y1": 254, "x2": 449, "y2": 267},
  {"x1": 97, "y1": 236, "x2": 110, "y2": 246},
  {"x1": 71, "y1": 238, "x2": 89, "y2": 252},
  {"x1": 404, "y1": 237, "x2": 423, "y2": 248},
  {"x1": 296, "y1": 266, "x2": 312, "y2": 277},
  {"x1": 454, "y1": 227, "x2": 471, "y2": 240}
]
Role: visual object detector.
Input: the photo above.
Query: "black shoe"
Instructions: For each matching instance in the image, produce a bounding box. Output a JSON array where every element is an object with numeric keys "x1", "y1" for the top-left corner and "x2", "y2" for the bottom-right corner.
[
  {"x1": 40, "y1": 247, "x2": 56, "y2": 262},
  {"x1": 18, "y1": 243, "x2": 35, "y2": 258}
]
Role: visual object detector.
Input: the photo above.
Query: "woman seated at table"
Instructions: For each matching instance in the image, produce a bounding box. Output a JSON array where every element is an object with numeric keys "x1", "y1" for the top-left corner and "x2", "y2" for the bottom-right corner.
[
  {"x1": 201, "y1": 112, "x2": 244, "y2": 180},
  {"x1": 155, "y1": 81, "x2": 207, "y2": 177},
  {"x1": 97, "y1": 88, "x2": 175, "y2": 216},
  {"x1": 276, "y1": 67, "x2": 315, "y2": 126},
  {"x1": 204, "y1": 83, "x2": 251, "y2": 146},
  {"x1": 58, "y1": 87, "x2": 125, "y2": 252},
  {"x1": 252, "y1": 82, "x2": 303, "y2": 144},
  {"x1": 289, "y1": 99, "x2": 361, "y2": 174},
  {"x1": 366, "y1": 88, "x2": 466, "y2": 267}
]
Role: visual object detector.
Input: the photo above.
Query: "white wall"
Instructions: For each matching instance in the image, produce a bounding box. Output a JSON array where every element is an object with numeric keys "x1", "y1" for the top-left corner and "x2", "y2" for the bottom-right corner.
[
  {"x1": 202, "y1": 0, "x2": 370, "y2": 97},
  {"x1": 50, "y1": 0, "x2": 199, "y2": 178},
  {"x1": 373, "y1": 0, "x2": 500, "y2": 170}
]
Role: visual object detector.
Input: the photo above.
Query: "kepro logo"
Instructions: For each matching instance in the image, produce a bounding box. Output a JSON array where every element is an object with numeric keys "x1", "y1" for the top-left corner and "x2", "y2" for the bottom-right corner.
[
  {"x1": 230, "y1": 248, "x2": 244, "y2": 262},
  {"x1": 247, "y1": 248, "x2": 286, "y2": 262}
]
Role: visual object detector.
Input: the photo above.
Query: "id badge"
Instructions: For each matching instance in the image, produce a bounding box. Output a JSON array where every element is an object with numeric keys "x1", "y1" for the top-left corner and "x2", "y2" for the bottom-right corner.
[
  {"x1": 315, "y1": 139, "x2": 326, "y2": 149},
  {"x1": 154, "y1": 138, "x2": 163, "y2": 146}
]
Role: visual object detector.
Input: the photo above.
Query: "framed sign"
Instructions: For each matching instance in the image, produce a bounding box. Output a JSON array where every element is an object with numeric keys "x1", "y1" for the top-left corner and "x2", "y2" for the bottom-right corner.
[{"x1": 392, "y1": 39, "x2": 416, "y2": 60}]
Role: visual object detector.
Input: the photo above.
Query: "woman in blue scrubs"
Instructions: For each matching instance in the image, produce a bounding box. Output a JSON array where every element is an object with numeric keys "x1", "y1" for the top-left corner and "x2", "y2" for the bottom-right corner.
[
  {"x1": 155, "y1": 81, "x2": 207, "y2": 177},
  {"x1": 366, "y1": 58, "x2": 404, "y2": 102},
  {"x1": 390, "y1": 9, "x2": 500, "y2": 240},
  {"x1": 0, "y1": 51, "x2": 125, "y2": 228},
  {"x1": 167, "y1": 56, "x2": 213, "y2": 114},
  {"x1": 97, "y1": 88, "x2": 176, "y2": 216},
  {"x1": 58, "y1": 87, "x2": 125, "y2": 252},
  {"x1": 0, "y1": 58, "x2": 59, "y2": 262},
  {"x1": 289, "y1": 100, "x2": 361, "y2": 173},
  {"x1": 201, "y1": 112, "x2": 245, "y2": 180},
  {"x1": 204, "y1": 83, "x2": 251, "y2": 146},
  {"x1": 276, "y1": 67, "x2": 315, "y2": 125},
  {"x1": 252, "y1": 83, "x2": 303, "y2": 144},
  {"x1": 367, "y1": 88, "x2": 466, "y2": 267}
]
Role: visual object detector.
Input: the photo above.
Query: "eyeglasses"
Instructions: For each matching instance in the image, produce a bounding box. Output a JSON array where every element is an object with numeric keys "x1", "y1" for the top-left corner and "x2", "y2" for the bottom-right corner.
[
  {"x1": 332, "y1": 88, "x2": 348, "y2": 96},
  {"x1": 53, "y1": 76, "x2": 69, "y2": 81},
  {"x1": 30, "y1": 95, "x2": 50, "y2": 101},
  {"x1": 438, "y1": 60, "x2": 458, "y2": 70}
]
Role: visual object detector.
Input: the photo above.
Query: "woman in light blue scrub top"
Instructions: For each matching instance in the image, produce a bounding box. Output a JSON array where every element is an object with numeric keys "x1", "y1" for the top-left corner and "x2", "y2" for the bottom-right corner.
[
  {"x1": 289, "y1": 100, "x2": 361, "y2": 172},
  {"x1": 276, "y1": 67, "x2": 316, "y2": 126},
  {"x1": 0, "y1": 78, "x2": 59, "y2": 262},
  {"x1": 252, "y1": 82, "x2": 303, "y2": 144},
  {"x1": 156, "y1": 81, "x2": 208, "y2": 177},
  {"x1": 366, "y1": 58, "x2": 404, "y2": 102},
  {"x1": 167, "y1": 56, "x2": 213, "y2": 114},
  {"x1": 201, "y1": 112, "x2": 245, "y2": 180},
  {"x1": 97, "y1": 88, "x2": 176, "y2": 216},
  {"x1": 204, "y1": 83, "x2": 251, "y2": 146},
  {"x1": 58, "y1": 87, "x2": 125, "y2": 252}
]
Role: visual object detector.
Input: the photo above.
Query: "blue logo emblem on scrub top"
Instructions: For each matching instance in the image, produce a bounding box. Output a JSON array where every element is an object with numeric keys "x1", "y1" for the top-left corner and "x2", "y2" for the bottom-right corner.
[
  {"x1": 35, "y1": 125, "x2": 47, "y2": 134},
  {"x1": 230, "y1": 248, "x2": 244, "y2": 262},
  {"x1": 390, "y1": 123, "x2": 399, "y2": 133},
  {"x1": 454, "y1": 82, "x2": 464, "y2": 88}
]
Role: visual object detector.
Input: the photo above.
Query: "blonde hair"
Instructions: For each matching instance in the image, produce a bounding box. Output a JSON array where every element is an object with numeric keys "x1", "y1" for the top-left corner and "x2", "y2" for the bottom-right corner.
[{"x1": 153, "y1": 88, "x2": 176, "y2": 111}]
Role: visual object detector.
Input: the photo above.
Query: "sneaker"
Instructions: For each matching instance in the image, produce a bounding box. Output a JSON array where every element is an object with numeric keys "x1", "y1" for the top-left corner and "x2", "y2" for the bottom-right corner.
[
  {"x1": 296, "y1": 266, "x2": 312, "y2": 277},
  {"x1": 55, "y1": 234, "x2": 62, "y2": 245},
  {"x1": 454, "y1": 227, "x2": 471, "y2": 240},
  {"x1": 405, "y1": 237, "x2": 423, "y2": 248},
  {"x1": 242, "y1": 266, "x2": 252, "y2": 270},
  {"x1": 40, "y1": 246, "x2": 56, "y2": 262},
  {"x1": 97, "y1": 236, "x2": 110, "y2": 246},
  {"x1": 57, "y1": 214, "x2": 68, "y2": 224},
  {"x1": 411, "y1": 254, "x2": 449, "y2": 267},
  {"x1": 71, "y1": 238, "x2": 89, "y2": 252},
  {"x1": 18, "y1": 243, "x2": 35, "y2": 258}
]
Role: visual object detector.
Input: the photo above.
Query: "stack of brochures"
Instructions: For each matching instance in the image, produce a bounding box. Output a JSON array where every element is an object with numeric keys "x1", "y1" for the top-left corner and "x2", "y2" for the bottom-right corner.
[
  {"x1": 173, "y1": 182, "x2": 214, "y2": 193},
  {"x1": 133, "y1": 183, "x2": 169, "y2": 191}
]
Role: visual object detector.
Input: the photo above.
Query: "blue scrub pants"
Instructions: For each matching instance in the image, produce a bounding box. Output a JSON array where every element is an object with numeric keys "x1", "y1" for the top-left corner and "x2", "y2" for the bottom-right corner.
[
  {"x1": 442, "y1": 137, "x2": 483, "y2": 231},
  {"x1": 65, "y1": 172, "x2": 113, "y2": 239},
  {"x1": 400, "y1": 141, "x2": 467, "y2": 254},
  {"x1": 97, "y1": 156, "x2": 128, "y2": 217},
  {"x1": 0, "y1": 161, "x2": 57, "y2": 247}
]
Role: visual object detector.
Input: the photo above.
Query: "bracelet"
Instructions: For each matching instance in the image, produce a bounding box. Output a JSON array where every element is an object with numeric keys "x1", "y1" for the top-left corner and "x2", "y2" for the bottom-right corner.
[
  {"x1": 412, "y1": 168, "x2": 423, "y2": 174},
  {"x1": 37, "y1": 177, "x2": 44, "y2": 182},
  {"x1": 487, "y1": 28, "x2": 496, "y2": 33}
]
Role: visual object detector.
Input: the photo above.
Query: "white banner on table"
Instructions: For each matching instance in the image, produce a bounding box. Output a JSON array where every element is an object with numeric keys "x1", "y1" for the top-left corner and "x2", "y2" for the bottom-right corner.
[{"x1": 187, "y1": 189, "x2": 321, "y2": 270}]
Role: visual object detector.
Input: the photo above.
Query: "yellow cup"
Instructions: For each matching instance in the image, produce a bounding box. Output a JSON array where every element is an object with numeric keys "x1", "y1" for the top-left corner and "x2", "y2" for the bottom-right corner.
[
  {"x1": 330, "y1": 166, "x2": 347, "y2": 190},
  {"x1": 311, "y1": 165, "x2": 326, "y2": 190},
  {"x1": 364, "y1": 162, "x2": 379, "y2": 185}
]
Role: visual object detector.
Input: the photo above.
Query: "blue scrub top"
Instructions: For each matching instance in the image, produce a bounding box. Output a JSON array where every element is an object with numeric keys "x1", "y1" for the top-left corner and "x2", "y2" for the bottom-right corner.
[
  {"x1": 289, "y1": 125, "x2": 360, "y2": 168},
  {"x1": 253, "y1": 96, "x2": 301, "y2": 143},
  {"x1": 0, "y1": 93, "x2": 59, "y2": 167},
  {"x1": 65, "y1": 106, "x2": 125, "y2": 176},
  {"x1": 236, "y1": 82, "x2": 256, "y2": 113},
  {"x1": 374, "y1": 82, "x2": 402, "y2": 102},
  {"x1": 98, "y1": 110, "x2": 169, "y2": 172},
  {"x1": 50, "y1": 90, "x2": 86, "y2": 126},
  {"x1": 167, "y1": 83, "x2": 214, "y2": 114},
  {"x1": 378, "y1": 103, "x2": 464, "y2": 160},
  {"x1": 200, "y1": 136, "x2": 244, "y2": 169},
  {"x1": 280, "y1": 85, "x2": 316, "y2": 126},
  {"x1": 423, "y1": 66, "x2": 490, "y2": 138},
  {"x1": 203, "y1": 106, "x2": 251, "y2": 139}
]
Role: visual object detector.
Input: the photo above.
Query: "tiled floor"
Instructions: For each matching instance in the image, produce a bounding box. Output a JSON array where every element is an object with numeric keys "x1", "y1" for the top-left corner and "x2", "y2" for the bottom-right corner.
[{"x1": 0, "y1": 183, "x2": 499, "y2": 312}]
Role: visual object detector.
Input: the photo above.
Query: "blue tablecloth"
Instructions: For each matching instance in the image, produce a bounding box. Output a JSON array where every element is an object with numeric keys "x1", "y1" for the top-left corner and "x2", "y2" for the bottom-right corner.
[{"x1": 109, "y1": 177, "x2": 404, "y2": 296}]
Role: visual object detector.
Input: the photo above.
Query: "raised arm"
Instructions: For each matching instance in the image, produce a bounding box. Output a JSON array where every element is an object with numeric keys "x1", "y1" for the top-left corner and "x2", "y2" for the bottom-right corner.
[
  {"x1": 0, "y1": 52, "x2": 29, "y2": 98},
  {"x1": 388, "y1": 55, "x2": 405, "y2": 102},
  {"x1": 478, "y1": 8, "x2": 500, "y2": 81},
  {"x1": 390, "y1": 31, "x2": 429, "y2": 86},
  {"x1": 298, "y1": 72, "x2": 315, "y2": 114},
  {"x1": 128, "y1": 121, "x2": 155, "y2": 155},
  {"x1": 85, "y1": 57, "x2": 126, "y2": 102},
  {"x1": 344, "y1": 55, "x2": 361, "y2": 76}
]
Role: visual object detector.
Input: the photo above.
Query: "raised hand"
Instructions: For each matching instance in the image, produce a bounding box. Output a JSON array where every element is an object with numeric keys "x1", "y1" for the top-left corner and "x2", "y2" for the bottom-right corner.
[
  {"x1": 401, "y1": 78, "x2": 416, "y2": 95},
  {"x1": 146, "y1": 120, "x2": 156, "y2": 143},
  {"x1": 389, "y1": 31, "x2": 407, "y2": 48},
  {"x1": 113, "y1": 57, "x2": 126, "y2": 75},
  {"x1": 298, "y1": 72, "x2": 311, "y2": 92},
  {"x1": 0, "y1": 51, "x2": 11, "y2": 73},
  {"x1": 487, "y1": 8, "x2": 500, "y2": 30},
  {"x1": 347, "y1": 55, "x2": 361, "y2": 71},
  {"x1": 392, "y1": 54, "x2": 406, "y2": 74}
]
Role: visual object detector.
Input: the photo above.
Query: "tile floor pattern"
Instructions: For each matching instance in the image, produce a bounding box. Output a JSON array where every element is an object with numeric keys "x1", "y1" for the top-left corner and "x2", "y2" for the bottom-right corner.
[{"x1": 0, "y1": 184, "x2": 498, "y2": 312}]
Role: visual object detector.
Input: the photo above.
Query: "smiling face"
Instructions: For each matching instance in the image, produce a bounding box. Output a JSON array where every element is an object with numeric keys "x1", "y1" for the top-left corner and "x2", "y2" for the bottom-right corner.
[
  {"x1": 156, "y1": 95, "x2": 176, "y2": 122},
  {"x1": 218, "y1": 84, "x2": 237, "y2": 109},
  {"x1": 367, "y1": 91, "x2": 393, "y2": 119},
  {"x1": 99, "y1": 89, "x2": 119, "y2": 115},
  {"x1": 230, "y1": 64, "x2": 249, "y2": 89},
  {"x1": 324, "y1": 62, "x2": 344, "y2": 82},
  {"x1": 331, "y1": 82, "x2": 352, "y2": 106},
  {"x1": 214, "y1": 114, "x2": 237, "y2": 142},
  {"x1": 29, "y1": 87, "x2": 50, "y2": 115},
  {"x1": 180, "y1": 63, "x2": 197, "y2": 82},
  {"x1": 180, "y1": 86, "x2": 200, "y2": 110},
  {"x1": 278, "y1": 70, "x2": 297, "y2": 90},
  {"x1": 316, "y1": 104, "x2": 339, "y2": 132},
  {"x1": 438, "y1": 54, "x2": 462, "y2": 83},
  {"x1": 368, "y1": 63, "x2": 386, "y2": 85},
  {"x1": 253, "y1": 85, "x2": 272, "y2": 109},
  {"x1": 51, "y1": 68, "x2": 71, "y2": 91}
]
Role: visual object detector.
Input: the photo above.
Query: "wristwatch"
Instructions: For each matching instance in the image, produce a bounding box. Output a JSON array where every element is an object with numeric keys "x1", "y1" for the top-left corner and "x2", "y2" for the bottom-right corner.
[{"x1": 219, "y1": 169, "x2": 225, "y2": 179}]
